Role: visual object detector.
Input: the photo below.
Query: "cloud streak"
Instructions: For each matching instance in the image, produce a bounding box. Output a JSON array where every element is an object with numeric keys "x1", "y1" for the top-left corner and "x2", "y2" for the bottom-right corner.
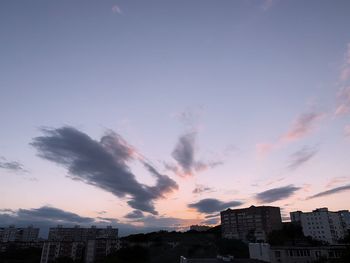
[
  {"x1": 31, "y1": 127, "x2": 178, "y2": 215},
  {"x1": 287, "y1": 146, "x2": 318, "y2": 170},
  {"x1": 307, "y1": 184, "x2": 350, "y2": 200},
  {"x1": 188, "y1": 198, "x2": 243, "y2": 214},
  {"x1": 282, "y1": 112, "x2": 323, "y2": 142},
  {"x1": 255, "y1": 185, "x2": 300, "y2": 203},
  {"x1": 339, "y1": 43, "x2": 350, "y2": 82},
  {"x1": 0, "y1": 157, "x2": 27, "y2": 173},
  {"x1": 192, "y1": 184, "x2": 215, "y2": 194}
]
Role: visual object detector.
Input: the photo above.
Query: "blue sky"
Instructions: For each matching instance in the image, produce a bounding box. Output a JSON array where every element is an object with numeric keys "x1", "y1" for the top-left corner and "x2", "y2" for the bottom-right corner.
[{"x1": 1, "y1": 0, "x2": 350, "y2": 236}]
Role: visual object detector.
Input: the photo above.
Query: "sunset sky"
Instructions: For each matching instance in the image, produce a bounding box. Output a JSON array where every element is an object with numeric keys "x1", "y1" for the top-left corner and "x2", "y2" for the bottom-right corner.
[{"x1": 1, "y1": 0, "x2": 350, "y2": 236}]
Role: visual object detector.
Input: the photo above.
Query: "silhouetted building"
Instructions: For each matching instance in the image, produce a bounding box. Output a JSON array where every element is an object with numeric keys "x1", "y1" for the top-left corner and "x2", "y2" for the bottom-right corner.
[
  {"x1": 290, "y1": 208, "x2": 350, "y2": 244},
  {"x1": 180, "y1": 255, "x2": 263, "y2": 263},
  {"x1": 249, "y1": 243, "x2": 346, "y2": 263},
  {"x1": 0, "y1": 225, "x2": 39, "y2": 242},
  {"x1": 40, "y1": 226, "x2": 119, "y2": 263},
  {"x1": 221, "y1": 205, "x2": 282, "y2": 242},
  {"x1": 190, "y1": 225, "x2": 211, "y2": 232}
]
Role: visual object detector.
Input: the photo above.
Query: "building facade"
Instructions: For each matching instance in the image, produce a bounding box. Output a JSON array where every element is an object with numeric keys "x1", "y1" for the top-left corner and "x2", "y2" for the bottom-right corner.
[
  {"x1": 290, "y1": 208, "x2": 350, "y2": 244},
  {"x1": 249, "y1": 243, "x2": 346, "y2": 263},
  {"x1": 40, "y1": 226, "x2": 119, "y2": 263},
  {"x1": 0, "y1": 225, "x2": 39, "y2": 242},
  {"x1": 220, "y1": 205, "x2": 282, "y2": 242}
]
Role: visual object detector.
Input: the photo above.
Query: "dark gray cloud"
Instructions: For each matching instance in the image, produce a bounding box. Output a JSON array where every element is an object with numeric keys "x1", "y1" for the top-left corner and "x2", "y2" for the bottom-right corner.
[
  {"x1": 307, "y1": 184, "x2": 350, "y2": 200},
  {"x1": 188, "y1": 198, "x2": 243, "y2": 214},
  {"x1": 192, "y1": 185, "x2": 215, "y2": 194},
  {"x1": 204, "y1": 213, "x2": 219, "y2": 219},
  {"x1": 255, "y1": 185, "x2": 300, "y2": 203},
  {"x1": 201, "y1": 218, "x2": 219, "y2": 225},
  {"x1": 16, "y1": 206, "x2": 95, "y2": 224},
  {"x1": 125, "y1": 210, "x2": 144, "y2": 219},
  {"x1": 0, "y1": 157, "x2": 26, "y2": 173},
  {"x1": 172, "y1": 132, "x2": 196, "y2": 175},
  {"x1": 0, "y1": 206, "x2": 162, "y2": 237},
  {"x1": 170, "y1": 132, "x2": 222, "y2": 176},
  {"x1": 287, "y1": 146, "x2": 318, "y2": 170},
  {"x1": 31, "y1": 126, "x2": 178, "y2": 215},
  {"x1": 0, "y1": 206, "x2": 99, "y2": 238}
]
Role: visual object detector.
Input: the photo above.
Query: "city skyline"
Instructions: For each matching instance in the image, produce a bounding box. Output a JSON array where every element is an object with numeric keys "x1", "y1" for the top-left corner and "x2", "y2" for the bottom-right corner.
[{"x1": 1, "y1": 0, "x2": 350, "y2": 236}]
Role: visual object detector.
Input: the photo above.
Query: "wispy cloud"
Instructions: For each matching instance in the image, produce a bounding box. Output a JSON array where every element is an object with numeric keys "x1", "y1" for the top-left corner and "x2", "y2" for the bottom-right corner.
[
  {"x1": 255, "y1": 185, "x2": 301, "y2": 203},
  {"x1": 282, "y1": 112, "x2": 324, "y2": 142},
  {"x1": 339, "y1": 43, "x2": 350, "y2": 82},
  {"x1": 261, "y1": 0, "x2": 274, "y2": 11},
  {"x1": 169, "y1": 132, "x2": 222, "y2": 176},
  {"x1": 256, "y1": 143, "x2": 275, "y2": 156},
  {"x1": 112, "y1": 4, "x2": 122, "y2": 14},
  {"x1": 345, "y1": 125, "x2": 350, "y2": 137},
  {"x1": 325, "y1": 176, "x2": 350, "y2": 188},
  {"x1": 256, "y1": 110, "x2": 323, "y2": 157},
  {"x1": 192, "y1": 184, "x2": 215, "y2": 194},
  {"x1": 188, "y1": 198, "x2": 243, "y2": 214},
  {"x1": 31, "y1": 127, "x2": 178, "y2": 215},
  {"x1": 287, "y1": 146, "x2": 318, "y2": 170},
  {"x1": 0, "y1": 156, "x2": 27, "y2": 173},
  {"x1": 335, "y1": 86, "x2": 350, "y2": 116},
  {"x1": 307, "y1": 184, "x2": 350, "y2": 200}
]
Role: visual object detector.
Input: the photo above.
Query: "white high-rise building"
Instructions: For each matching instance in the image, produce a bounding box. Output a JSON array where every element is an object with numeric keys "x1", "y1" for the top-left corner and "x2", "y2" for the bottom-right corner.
[{"x1": 290, "y1": 208, "x2": 350, "y2": 244}]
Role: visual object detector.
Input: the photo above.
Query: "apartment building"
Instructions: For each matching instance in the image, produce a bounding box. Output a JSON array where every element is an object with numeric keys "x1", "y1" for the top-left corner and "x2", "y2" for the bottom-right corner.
[
  {"x1": 290, "y1": 208, "x2": 350, "y2": 244},
  {"x1": 249, "y1": 243, "x2": 346, "y2": 263},
  {"x1": 220, "y1": 205, "x2": 282, "y2": 242},
  {"x1": 40, "y1": 226, "x2": 119, "y2": 263},
  {"x1": 0, "y1": 225, "x2": 39, "y2": 242}
]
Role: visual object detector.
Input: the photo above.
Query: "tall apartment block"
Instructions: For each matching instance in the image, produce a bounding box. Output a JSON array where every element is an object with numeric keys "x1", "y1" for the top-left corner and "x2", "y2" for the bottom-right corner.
[
  {"x1": 0, "y1": 225, "x2": 39, "y2": 242},
  {"x1": 220, "y1": 205, "x2": 282, "y2": 242},
  {"x1": 290, "y1": 208, "x2": 350, "y2": 244},
  {"x1": 40, "y1": 225, "x2": 119, "y2": 263}
]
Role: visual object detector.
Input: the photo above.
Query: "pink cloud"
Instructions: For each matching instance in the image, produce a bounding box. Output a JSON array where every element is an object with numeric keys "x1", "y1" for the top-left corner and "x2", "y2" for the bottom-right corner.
[
  {"x1": 339, "y1": 43, "x2": 350, "y2": 82},
  {"x1": 281, "y1": 112, "x2": 324, "y2": 142},
  {"x1": 256, "y1": 143, "x2": 274, "y2": 157},
  {"x1": 262, "y1": 0, "x2": 274, "y2": 11},
  {"x1": 335, "y1": 86, "x2": 350, "y2": 116},
  {"x1": 345, "y1": 125, "x2": 350, "y2": 137},
  {"x1": 256, "y1": 110, "x2": 324, "y2": 156}
]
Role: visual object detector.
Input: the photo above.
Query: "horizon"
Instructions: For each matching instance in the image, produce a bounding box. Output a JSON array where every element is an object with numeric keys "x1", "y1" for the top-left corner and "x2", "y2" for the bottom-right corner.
[{"x1": 1, "y1": 0, "x2": 350, "y2": 239}]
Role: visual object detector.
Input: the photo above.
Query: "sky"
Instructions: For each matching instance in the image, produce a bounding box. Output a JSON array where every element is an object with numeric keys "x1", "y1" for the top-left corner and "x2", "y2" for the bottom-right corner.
[{"x1": 1, "y1": 0, "x2": 350, "y2": 237}]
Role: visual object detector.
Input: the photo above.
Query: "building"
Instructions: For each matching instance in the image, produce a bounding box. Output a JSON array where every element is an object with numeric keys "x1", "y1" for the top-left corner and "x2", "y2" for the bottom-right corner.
[
  {"x1": 0, "y1": 225, "x2": 39, "y2": 242},
  {"x1": 180, "y1": 255, "x2": 263, "y2": 263},
  {"x1": 190, "y1": 225, "x2": 211, "y2": 232},
  {"x1": 249, "y1": 243, "x2": 346, "y2": 263},
  {"x1": 40, "y1": 226, "x2": 119, "y2": 263},
  {"x1": 221, "y1": 206, "x2": 282, "y2": 242},
  {"x1": 290, "y1": 208, "x2": 350, "y2": 244}
]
